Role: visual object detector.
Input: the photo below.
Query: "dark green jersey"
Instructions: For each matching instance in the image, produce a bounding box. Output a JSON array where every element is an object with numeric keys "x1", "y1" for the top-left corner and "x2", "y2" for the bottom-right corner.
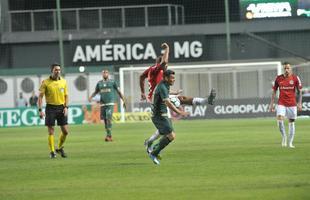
[
  {"x1": 151, "y1": 81, "x2": 170, "y2": 116},
  {"x1": 95, "y1": 79, "x2": 118, "y2": 105}
]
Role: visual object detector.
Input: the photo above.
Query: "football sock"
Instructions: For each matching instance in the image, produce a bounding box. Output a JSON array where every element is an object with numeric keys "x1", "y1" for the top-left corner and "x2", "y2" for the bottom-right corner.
[
  {"x1": 105, "y1": 120, "x2": 112, "y2": 136},
  {"x1": 107, "y1": 129, "x2": 112, "y2": 136},
  {"x1": 58, "y1": 133, "x2": 67, "y2": 149},
  {"x1": 151, "y1": 136, "x2": 171, "y2": 156},
  {"x1": 192, "y1": 97, "x2": 207, "y2": 105},
  {"x1": 277, "y1": 120, "x2": 286, "y2": 140},
  {"x1": 147, "y1": 130, "x2": 160, "y2": 144},
  {"x1": 48, "y1": 135, "x2": 55, "y2": 152},
  {"x1": 288, "y1": 122, "x2": 295, "y2": 146}
]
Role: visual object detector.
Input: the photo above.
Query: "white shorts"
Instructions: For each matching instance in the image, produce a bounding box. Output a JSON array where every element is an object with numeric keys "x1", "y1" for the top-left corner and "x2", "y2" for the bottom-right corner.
[{"x1": 276, "y1": 105, "x2": 297, "y2": 119}]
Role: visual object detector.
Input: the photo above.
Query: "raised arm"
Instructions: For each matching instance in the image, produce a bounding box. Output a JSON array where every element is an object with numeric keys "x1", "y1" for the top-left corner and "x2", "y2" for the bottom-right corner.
[{"x1": 160, "y1": 43, "x2": 169, "y2": 66}]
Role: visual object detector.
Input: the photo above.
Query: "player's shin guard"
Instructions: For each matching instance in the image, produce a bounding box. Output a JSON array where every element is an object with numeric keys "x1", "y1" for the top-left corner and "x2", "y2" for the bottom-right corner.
[
  {"x1": 277, "y1": 120, "x2": 287, "y2": 146},
  {"x1": 151, "y1": 136, "x2": 171, "y2": 156},
  {"x1": 48, "y1": 135, "x2": 55, "y2": 152},
  {"x1": 192, "y1": 97, "x2": 207, "y2": 105},
  {"x1": 58, "y1": 133, "x2": 67, "y2": 149},
  {"x1": 288, "y1": 122, "x2": 295, "y2": 146}
]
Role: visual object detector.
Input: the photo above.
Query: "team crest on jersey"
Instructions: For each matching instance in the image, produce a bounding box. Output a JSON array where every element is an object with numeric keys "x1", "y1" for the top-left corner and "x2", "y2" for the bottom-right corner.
[{"x1": 289, "y1": 80, "x2": 294, "y2": 85}]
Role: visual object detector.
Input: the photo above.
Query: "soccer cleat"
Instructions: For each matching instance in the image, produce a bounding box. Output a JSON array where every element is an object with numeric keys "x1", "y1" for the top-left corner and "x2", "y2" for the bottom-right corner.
[
  {"x1": 50, "y1": 151, "x2": 56, "y2": 159},
  {"x1": 288, "y1": 144, "x2": 295, "y2": 148},
  {"x1": 105, "y1": 135, "x2": 113, "y2": 142},
  {"x1": 150, "y1": 143, "x2": 162, "y2": 160},
  {"x1": 208, "y1": 88, "x2": 216, "y2": 105},
  {"x1": 56, "y1": 147, "x2": 67, "y2": 158},
  {"x1": 148, "y1": 153, "x2": 160, "y2": 165}
]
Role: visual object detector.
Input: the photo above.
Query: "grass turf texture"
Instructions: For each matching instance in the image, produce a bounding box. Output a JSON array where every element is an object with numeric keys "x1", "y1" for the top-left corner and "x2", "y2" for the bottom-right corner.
[{"x1": 0, "y1": 118, "x2": 310, "y2": 200}]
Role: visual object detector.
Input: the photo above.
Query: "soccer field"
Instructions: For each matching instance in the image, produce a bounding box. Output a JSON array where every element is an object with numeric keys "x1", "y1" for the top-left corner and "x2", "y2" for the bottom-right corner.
[{"x1": 1, "y1": 118, "x2": 310, "y2": 200}]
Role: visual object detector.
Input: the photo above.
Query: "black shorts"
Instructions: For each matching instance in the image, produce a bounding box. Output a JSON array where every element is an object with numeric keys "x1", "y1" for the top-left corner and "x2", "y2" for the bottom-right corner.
[{"x1": 45, "y1": 104, "x2": 68, "y2": 126}]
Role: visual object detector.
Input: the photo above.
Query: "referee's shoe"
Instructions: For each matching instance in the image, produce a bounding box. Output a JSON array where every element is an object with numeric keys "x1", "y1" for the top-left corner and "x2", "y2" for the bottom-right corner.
[{"x1": 56, "y1": 147, "x2": 67, "y2": 158}]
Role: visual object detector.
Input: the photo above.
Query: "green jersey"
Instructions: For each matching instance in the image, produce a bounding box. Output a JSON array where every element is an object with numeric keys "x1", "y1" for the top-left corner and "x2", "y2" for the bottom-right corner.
[
  {"x1": 151, "y1": 81, "x2": 170, "y2": 116},
  {"x1": 95, "y1": 79, "x2": 119, "y2": 105}
]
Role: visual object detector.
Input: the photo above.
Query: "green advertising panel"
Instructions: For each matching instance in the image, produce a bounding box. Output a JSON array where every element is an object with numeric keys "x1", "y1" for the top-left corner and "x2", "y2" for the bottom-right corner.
[
  {"x1": 0, "y1": 105, "x2": 153, "y2": 128},
  {"x1": 0, "y1": 106, "x2": 84, "y2": 127},
  {"x1": 240, "y1": 0, "x2": 310, "y2": 19}
]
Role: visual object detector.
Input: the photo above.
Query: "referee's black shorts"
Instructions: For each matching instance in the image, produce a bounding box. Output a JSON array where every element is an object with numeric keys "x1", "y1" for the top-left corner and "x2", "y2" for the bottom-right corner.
[{"x1": 45, "y1": 104, "x2": 68, "y2": 126}]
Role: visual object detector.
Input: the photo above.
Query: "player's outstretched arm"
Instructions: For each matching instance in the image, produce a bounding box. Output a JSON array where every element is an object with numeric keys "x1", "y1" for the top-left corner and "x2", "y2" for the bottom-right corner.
[
  {"x1": 164, "y1": 99, "x2": 188, "y2": 116},
  {"x1": 160, "y1": 43, "x2": 169, "y2": 66},
  {"x1": 169, "y1": 89, "x2": 183, "y2": 95}
]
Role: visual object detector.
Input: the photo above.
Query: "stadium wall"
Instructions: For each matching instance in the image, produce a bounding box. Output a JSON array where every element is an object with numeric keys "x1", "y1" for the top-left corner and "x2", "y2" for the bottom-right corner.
[{"x1": 0, "y1": 30, "x2": 310, "y2": 69}]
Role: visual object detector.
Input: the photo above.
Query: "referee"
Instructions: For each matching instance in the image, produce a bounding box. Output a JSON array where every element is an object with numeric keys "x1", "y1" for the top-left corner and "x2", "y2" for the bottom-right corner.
[{"x1": 38, "y1": 63, "x2": 69, "y2": 159}]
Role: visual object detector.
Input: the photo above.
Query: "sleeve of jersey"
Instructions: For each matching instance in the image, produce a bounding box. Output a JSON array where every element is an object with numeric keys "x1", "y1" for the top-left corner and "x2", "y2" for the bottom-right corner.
[
  {"x1": 272, "y1": 77, "x2": 279, "y2": 91},
  {"x1": 142, "y1": 68, "x2": 150, "y2": 77},
  {"x1": 39, "y1": 80, "x2": 46, "y2": 94},
  {"x1": 296, "y1": 76, "x2": 302, "y2": 90}
]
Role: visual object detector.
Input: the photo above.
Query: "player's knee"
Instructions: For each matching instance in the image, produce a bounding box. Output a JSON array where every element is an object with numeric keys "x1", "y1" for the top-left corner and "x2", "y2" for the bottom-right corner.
[
  {"x1": 276, "y1": 115, "x2": 284, "y2": 121},
  {"x1": 60, "y1": 126, "x2": 69, "y2": 135},
  {"x1": 167, "y1": 132, "x2": 176, "y2": 141},
  {"x1": 62, "y1": 130, "x2": 69, "y2": 135},
  {"x1": 48, "y1": 126, "x2": 54, "y2": 135}
]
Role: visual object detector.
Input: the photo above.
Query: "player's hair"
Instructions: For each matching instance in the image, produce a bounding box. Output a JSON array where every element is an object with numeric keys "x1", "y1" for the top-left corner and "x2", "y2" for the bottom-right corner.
[
  {"x1": 282, "y1": 61, "x2": 291, "y2": 66},
  {"x1": 50, "y1": 63, "x2": 61, "y2": 72},
  {"x1": 164, "y1": 69, "x2": 175, "y2": 78}
]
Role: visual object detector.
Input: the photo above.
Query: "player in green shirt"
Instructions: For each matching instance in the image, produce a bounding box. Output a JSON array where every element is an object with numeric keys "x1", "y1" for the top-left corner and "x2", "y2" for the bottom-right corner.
[
  {"x1": 88, "y1": 69, "x2": 126, "y2": 142},
  {"x1": 149, "y1": 70, "x2": 188, "y2": 165}
]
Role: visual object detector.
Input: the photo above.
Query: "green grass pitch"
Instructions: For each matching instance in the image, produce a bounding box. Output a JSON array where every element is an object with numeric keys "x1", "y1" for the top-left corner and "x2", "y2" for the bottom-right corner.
[{"x1": 1, "y1": 118, "x2": 310, "y2": 200}]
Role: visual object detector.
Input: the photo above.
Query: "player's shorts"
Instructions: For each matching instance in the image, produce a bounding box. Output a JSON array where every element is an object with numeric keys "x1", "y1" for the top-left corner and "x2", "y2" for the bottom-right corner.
[
  {"x1": 151, "y1": 115, "x2": 174, "y2": 135},
  {"x1": 276, "y1": 105, "x2": 297, "y2": 119},
  {"x1": 45, "y1": 104, "x2": 68, "y2": 126},
  {"x1": 100, "y1": 105, "x2": 114, "y2": 120}
]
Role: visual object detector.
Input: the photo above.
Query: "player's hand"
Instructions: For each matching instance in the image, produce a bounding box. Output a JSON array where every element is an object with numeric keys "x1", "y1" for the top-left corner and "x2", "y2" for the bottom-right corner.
[
  {"x1": 141, "y1": 93, "x2": 146, "y2": 101},
  {"x1": 297, "y1": 103, "x2": 302, "y2": 111},
  {"x1": 88, "y1": 96, "x2": 92, "y2": 102},
  {"x1": 176, "y1": 89, "x2": 183, "y2": 95},
  {"x1": 39, "y1": 111, "x2": 45, "y2": 119},
  {"x1": 179, "y1": 111, "x2": 189, "y2": 117},
  {"x1": 269, "y1": 104, "x2": 275, "y2": 112},
  {"x1": 63, "y1": 107, "x2": 68, "y2": 117},
  {"x1": 161, "y1": 43, "x2": 169, "y2": 49}
]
